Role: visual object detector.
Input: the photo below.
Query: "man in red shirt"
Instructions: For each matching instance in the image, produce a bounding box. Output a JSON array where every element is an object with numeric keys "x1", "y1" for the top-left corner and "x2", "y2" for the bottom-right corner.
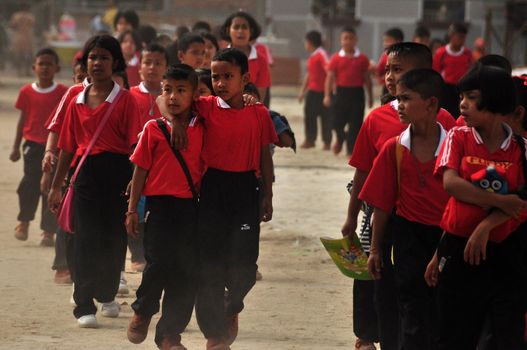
[
  {"x1": 298, "y1": 30, "x2": 331, "y2": 150},
  {"x1": 10, "y1": 48, "x2": 67, "y2": 244}
]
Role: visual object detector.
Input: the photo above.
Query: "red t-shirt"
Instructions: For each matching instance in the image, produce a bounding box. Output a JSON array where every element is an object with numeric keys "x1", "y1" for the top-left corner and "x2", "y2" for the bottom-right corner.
[
  {"x1": 435, "y1": 125, "x2": 527, "y2": 242},
  {"x1": 46, "y1": 78, "x2": 90, "y2": 134},
  {"x1": 349, "y1": 100, "x2": 456, "y2": 172},
  {"x1": 58, "y1": 82, "x2": 141, "y2": 156},
  {"x1": 126, "y1": 52, "x2": 141, "y2": 87},
  {"x1": 255, "y1": 42, "x2": 274, "y2": 65},
  {"x1": 307, "y1": 47, "x2": 329, "y2": 92},
  {"x1": 194, "y1": 96, "x2": 277, "y2": 172},
  {"x1": 15, "y1": 82, "x2": 68, "y2": 144},
  {"x1": 327, "y1": 49, "x2": 370, "y2": 88},
  {"x1": 130, "y1": 82, "x2": 162, "y2": 127},
  {"x1": 433, "y1": 45, "x2": 473, "y2": 85},
  {"x1": 130, "y1": 117, "x2": 204, "y2": 198},
  {"x1": 376, "y1": 51, "x2": 388, "y2": 86},
  {"x1": 248, "y1": 45, "x2": 271, "y2": 89},
  {"x1": 360, "y1": 124, "x2": 450, "y2": 226}
]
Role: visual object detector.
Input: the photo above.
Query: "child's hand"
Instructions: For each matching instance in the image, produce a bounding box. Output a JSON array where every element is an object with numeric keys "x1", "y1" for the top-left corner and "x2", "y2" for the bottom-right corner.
[
  {"x1": 9, "y1": 147, "x2": 21, "y2": 162},
  {"x1": 297, "y1": 92, "x2": 304, "y2": 103},
  {"x1": 47, "y1": 187, "x2": 62, "y2": 214},
  {"x1": 424, "y1": 253, "x2": 439, "y2": 287},
  {"x1": 368, "y1": 96, "x2": 374, "y2": 109},
  {"x1": 243, "y1": 94, "x2": 259, "y2": 106},
  {"x1": 125, "y1": 212, "x2": 140, "y2": 238},
  {"x1": 40, "y1": 172, "x2": 52, "y2": 195},
  {"x1": 260, "y1": 194, "x2": 273, "y2": 222},
  {"x1": 323, "y1": 95, "x2": 331, "y2": 108},
  {"x1": 464, "y1": 222, "x2": 491, "y2": 265},
  {"x1": 341, "y1": 217, "x2": 357, "y2": 237},
  {"x1": 170, "y1": 120, "x2": 188, "y2": 150},
  {"x1": 496, "y1": 194, "x2": 527, "y2": 219},
  {"x1": 42, "y1": 151, "x2": 57, "y2": 172},
  {"x1": 367, "y1": 250, "x2": 382, "y2": 279}
]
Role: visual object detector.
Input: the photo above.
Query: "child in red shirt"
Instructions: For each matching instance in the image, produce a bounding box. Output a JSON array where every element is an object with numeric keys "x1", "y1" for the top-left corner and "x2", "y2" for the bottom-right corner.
[
  {"x1": 177, "y1": 33, "x2": 206, "y2": 69},
  {"x1": 361, "y1": 69, "x2": 449, "y2": 350},
  {"x1": 298, "y1": 30, "x2": 331, "y2": 150},
  {"x1": 48, "y1": 34, "x2": 141, "y2": 328},
  {"x1": 433, "y1": 22, "x2": 473, "y2": 118},
  {"x1": 118, "y1": 30, "x2": 141, "y2": 86},
  {"x1": 432, "y1": 65, "x2": 527, "y2": 349},
  {"x1": 10, "y1": 48, "x2": 67, "y2": 244},
  {"x1": 126, "y1": 64, "x2": 204, "y2": 350},
  {"x1": 375, "y1": 28, "x2": 404, "y2": 97},
  {"x1": 324, "y1": 26, "x2": 373, "y2": 155}
]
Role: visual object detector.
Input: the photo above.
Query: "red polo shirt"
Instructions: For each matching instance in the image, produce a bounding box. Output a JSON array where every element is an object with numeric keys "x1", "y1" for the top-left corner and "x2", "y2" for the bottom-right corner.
[
  {"x1": 130, "y1": 82, "x2": 162, "y2": 127},
  {"x1": 349, "y1": 100, "x2": 456, "y2": 172},
  {"x1": 307, "y1": 47, "x2": 329, "y2": 92},
  {"x1": 435, "y1": 125, "x2": 527, "y2": 242},
  {"x1": 46, "y1": 78, "x2": 90, "y2": 134},
  {"x1": 15, "y1": 82, "x2": 68, "y2": 144},
  {"x1": 433, "y1": 45, "x2": 473, "y2": 85},
  {"x1": 58, "y1": 82, "x2": 141, "y2": 155},
  {"x1": 327, "y1": 49, "x2": 370, "y2": 88},
  {"x1": 248, "y1": 45, "x2": 271, "y2": 89},
  {"x1": 131, "y1": 117, "x2": 204, "y2": 198},
  {"x1": 360, "y1": 124, "x2": 450, "y2": 226},
  {"x1": 194, "y1": 96, "x2": 277, "y2": 172},
  {"x1": 126, "y1": 52, "x2": 141, "y2": 87}
]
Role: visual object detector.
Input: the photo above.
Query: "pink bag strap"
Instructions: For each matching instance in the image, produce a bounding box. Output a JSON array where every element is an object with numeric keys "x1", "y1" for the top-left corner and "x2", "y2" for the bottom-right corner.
[{"x1": 70, "y1": 89, "x2": 123, "y2": 184}]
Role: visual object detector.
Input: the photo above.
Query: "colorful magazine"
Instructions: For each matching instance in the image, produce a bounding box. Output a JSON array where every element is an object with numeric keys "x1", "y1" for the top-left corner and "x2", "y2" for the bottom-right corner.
[{"x1": 320, "y1": 233, "x2": 372, "y2": 280}]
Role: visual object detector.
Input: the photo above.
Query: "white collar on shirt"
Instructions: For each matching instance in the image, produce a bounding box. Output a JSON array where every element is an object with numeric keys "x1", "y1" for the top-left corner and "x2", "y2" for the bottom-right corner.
[
  {"x1": 390, "y1": 99, "x2": 399, "y2": 111},
  {"x1": 399, "y1": 123, "x2": 447, "y2": 157},
  {"x1": 227, "y1": 44, "x2": 258, "y2": 60},
  {"x1": 311, "y1": 47, "x2": 329, "y2": 59},
  {"x1": 82, "y1": 77, "x2": 90, "y2": 87},
  {"x1": 338, "y1": 48, "x2": 361, "y2": 58},
  {"x1": 31, "y1": 82, "x2": 58, "y2": 94},
  {"x1": 217, "y1": 97, "x2": 231, "y2": 109},
  {"x1": 76, "y1": 80, "x2": 121, "y2": 104},
  {"x1": 445, "y1": 44, "x2": 465, "y2": 57},
  {"x1": 471, "y1": 123, "x2": 514, "y2": 151},
  {"x1": 128, "y1": 54, "x2": 139, "y2": 66}
]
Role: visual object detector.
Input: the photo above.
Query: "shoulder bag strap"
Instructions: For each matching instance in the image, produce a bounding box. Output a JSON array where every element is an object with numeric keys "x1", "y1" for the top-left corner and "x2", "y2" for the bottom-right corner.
[
  {"x1": 155, "y1": 118, "x2": 198, "y2": 201},
  {"x1": 70, "y1": 89, "x2": 122, "y2": 184}
]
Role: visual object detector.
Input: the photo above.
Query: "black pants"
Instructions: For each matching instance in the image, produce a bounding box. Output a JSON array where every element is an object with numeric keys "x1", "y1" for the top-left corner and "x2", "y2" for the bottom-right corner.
[
  {"x1": 333, "y1": 87, "x2": 365, "y2": 154},
  {"x1": 195, "y1": 168, "x2": 260, "y2": 339},
  {"x1": 72, "y1": 152, "x2": 131, "y2": 318},
  {"x1": 374, "y1": 216, "x2": 399, "y2": 350},
  {"x1": 17, "y1": 140, "x2": 56, "y2": 232},
  {"x1": 304, "y1": 90, "x2": 331, "y2": 145},
  {"x1": 52, "y1": 227, "x2": 70, "y2": 271},
  {"x1": 437, "y1": 233, "x2": 527, "y2": 350},
  {"x1": 392, "y1": 215, "x2": 442, "y2": 350},
  {"x1": 131, "y1": 196, "x2": 198, "y2": 345},
  {"x1": 128, "y1": 223, "x2": 145, "y2": 264},
  {"x1": 354, "y1": 278, "x2": 379, "y2": 342},
  {"x1": 441, "y1": 84, "x2": 460, "y2": 119}
]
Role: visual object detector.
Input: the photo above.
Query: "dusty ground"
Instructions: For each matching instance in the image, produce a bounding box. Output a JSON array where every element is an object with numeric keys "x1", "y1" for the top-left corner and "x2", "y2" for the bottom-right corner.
[{"x1": 0, "y1": 73, "x2": 378, "y2": 350}]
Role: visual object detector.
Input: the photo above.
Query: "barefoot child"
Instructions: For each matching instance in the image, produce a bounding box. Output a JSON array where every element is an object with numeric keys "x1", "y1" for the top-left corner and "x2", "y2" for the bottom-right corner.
[
  {"x1": 126, "y1": 64, "x2": 203, "y2": 350},
  {"x1": 361, "y1": 69, "x2": 450, "y2": 349},
  {"x1": 10, "y1": 48, "x2": 68, "y2": 244}
]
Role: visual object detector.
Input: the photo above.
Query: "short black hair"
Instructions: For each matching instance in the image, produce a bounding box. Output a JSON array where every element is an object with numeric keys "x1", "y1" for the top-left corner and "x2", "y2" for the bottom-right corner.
[
  {"x1": 141, "y1": 43, "x2": 169, "y2": 65},
  {"x1": 118, "y1": 30, "x2": 141, "y2": 51},
  {"x1": 212, "y1": 48, "x2": 248, "y2": 74},
  {"x1": 341, "y1": 26, "x2": 356, "y2": 35},
  {"x1": 448, "y1": 22, "x2": 468, "y2": 35},
  {"x1": 35, "y1": 47, "x2": 60, "y2": 64},
  {"x1": 386, "y1": 42, "x2": 433, "y2": 69},
  {"x1": 221, "y1": 11, "x2": 262, "y2": 42},
  {"x1": 196, "y1": 68, "x2": 214, "y2": 95},
  {"x1": 414, "y1": 25, "x2": 430, "y2": 39},
  {"x1": 385, "y1": 27, "x2": 404, "y2": 42},
  {"x1": 201, "y1": 32, "x2": 219, "y2": 51},
  {"x1": 113, "y1": 70, "x2": 130, "y2": 89},
  {"x1": 512, "y1": 76, "x2": 527, "y2": 131},
  {"x1": 178, "y1": 33, "x2": 205, "y2": 53},
  {"x1": 175, "y1": 25, "x2": 190, "y2": 39},
  {"x1": 81, "y1": 34, "x2": 126, "y2": 73},
  {"x1": 397, "y1": 69, "x2": 444, "y2": 103},
  {"x1": 478, "y1": 54, "x2": 512, "y2": 74},
  {"x1": 305, "y1": 30, "x2": 322, "y2": 48},
  {"x1": 244, "y1": 82, "x2": 261, "y2": 100},
  {"x1": 458, "y1": 64, "x2": 516, "y2": 115},
  {"x1": 113, "y1": 10, "x2": 140, "y2": 30},
  {"x1": 163, "y1": 64, "x2": 198, "y2": 89},
  {"x1": 192, "y1": 21, "x2": 212, "y2": 34},
  {"x1": 73, "y1": 58, "x2": 87, "y2": 72},
  {"x1": 137, "y1": 25, "x2": 157, "y2": 46}
]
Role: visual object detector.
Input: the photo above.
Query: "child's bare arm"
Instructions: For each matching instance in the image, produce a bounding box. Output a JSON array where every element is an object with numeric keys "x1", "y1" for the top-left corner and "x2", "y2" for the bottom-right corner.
[
  {"x1": 367, "y1": 207, "x2": 390, "y2": 279},
  {"x1": 260, "y1": 145, "x2": 274, "y2": 222},
  {"x1": 276, "y1": 132, "x2": 294, "y2": 148},
  {"x1": 323, "y1": 71, "x2": 335, "y2": 107},
  {"x1": 342, "y1": 169, "x2": 368, "y2": 236},
  {"x1": 364, "y1": 70, "x2": 373, "y2": 108},
  {"x1": 42, "y1": 131, "x2": 59, "y2": 172},
  {"x1": 257, "y1": 87, "x2": 267, "y2": 103},
  {"x1": 47, "y1": 150, "x2": 75, "y2": 214},
  {"x1": 126, "y1": 166, "x2": 147, "y2": 238},
  {"x1": 10, "y1": 112, "x2": 26, "y2": 162}
]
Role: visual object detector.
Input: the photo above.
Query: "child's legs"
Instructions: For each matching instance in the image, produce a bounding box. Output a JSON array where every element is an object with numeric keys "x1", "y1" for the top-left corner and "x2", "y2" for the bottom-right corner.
[
  {"x1": 128, "y1": 223, "x2": 145, "y2": 264},
  {"x1": 332, "y1": 88, "x2": 353, "y2": 144},
  {"x1": 353, "y1": 279, "x2": 379, "y2": 342},
  {"x1": 52, "y1": 227, "x2": 69, "y2": 271},
  {"x1": 318, "y1": 95, "x2": 332, "y2": 146},
  {"x1": 40, "y1": 192, "x2": 57, "y2": 232},
  {"x1": 304, "y1": 90, "x2": 320, "y2": 143},
  {"x1": 17, "y1": 141, "x2": 44, "y2": 223},
  {"x1": 392, "y1": 216, "x2": 442, "y2": 350},
  {"x1": 346, "y1": 88, "x2": 365, "y2": 155}
]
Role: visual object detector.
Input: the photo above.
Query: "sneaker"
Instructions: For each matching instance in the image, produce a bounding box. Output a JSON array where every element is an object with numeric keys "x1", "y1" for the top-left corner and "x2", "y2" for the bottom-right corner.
[
  {"x1": 255, "y1": 270, "x2": 263, "y2": 281},
  {"x1": 77, "y1": 314, "x2": 98, "y2": 328},
  {"x1": 131, "y1": 261, "x2": 146, "y2": 273},
  {"x1": 100, "y1": 300, "x2": 120, "y2": 318},
  {"x1": 127, "y1": 313, "x2": 151, "y2": 344},
  {"x1": 118, "y1": 275, "x2": 130, "y2": 295},
  {"x1": 206, "y1": 338, "x2": 231, "y2": 350},
  {"x1": 54, "y1": 269, "x2": 72, "y2": 284},
  {"x1": 158, "y1": 335, "x2": 187, "y2": 350},
  {"x1": 300, "y1": 141, "x2": 315, "y2": 149},
  {"x1": 224, "y1": 314, "x2": 239, "y2": 345},
  {"x1": 355, "y1": 339, "x2": 376, "y2": 350},
  {"x1": 14, "y1": 222, "x2": 29, "y2": 241},
  {"x1": 40, "y1": 231, "x2": 55, "y2": 247}
]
